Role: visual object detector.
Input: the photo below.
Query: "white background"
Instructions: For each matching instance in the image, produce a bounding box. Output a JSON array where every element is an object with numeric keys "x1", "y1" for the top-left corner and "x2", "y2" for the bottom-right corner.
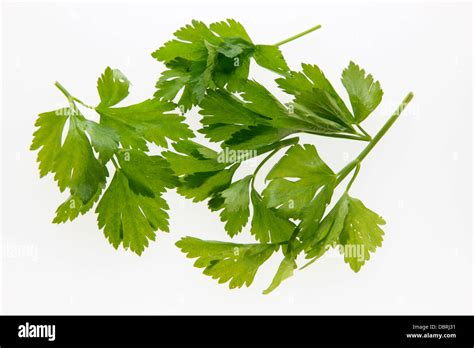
[{"x1": 1, "y1": 1, "x2": 472, "y2": 314}]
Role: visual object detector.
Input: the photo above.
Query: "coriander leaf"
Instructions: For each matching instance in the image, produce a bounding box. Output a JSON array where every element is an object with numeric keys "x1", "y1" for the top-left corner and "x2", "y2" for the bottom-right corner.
[
  {"x1": 164, "y1": 140, "x2": 239, "y2": 202},
  {"x1": 174, "y1": 20, "x2": 221, "y2": 45},
  {"x1": 31, "y1": 106, "x2": 116, "y2": 214},
  {"x1": 97, "y1": 99, "x2": 193, "y2": 151},
  {"x1": 52, "y1": 189, "x2": 103, "y2": 224},
  {"x1": 341, "y1": 61, "x2": 383, "y2": 123},
  {"x1": 52, "y1": 116, "x2": 108, "y2": 204},
  {"x1": 253, "y1": 45, "x2": 289, "y2": 75},
  {"x1": 238, "y1": 79, "x2": 289, "y2": 119},
  {"x1": 198, "y1": 81, "x2": 354, "y2": 151},
  {"x1": 263, "y1": 255, "x2": 297, "y2": 294},
  {"x1": 190, "y1": 41, "x2": 219, "y2": 102},
  {"x1": 199, "y1": 89, "x2": 263, "y2": 128},
  {"x1": 225, "y1": 126, "x2": 293, "y2": 151},
  {"x1": 266, "y1": 143, "x2": 334, "y2": 180},
  {"x1": 96, "y1": 170, "x2": 170, "y2": 255},
  {"x1": 274, "y1": 71, "x2": 313, "y2": 96},
  {"x1": 305, "y1": 193, "x2": 350, "y2": 260},
  {"x1": 163, "y1": 142, "x2": 227, "y2": 176},
  {"x1": 251, "y1": 190, "x2": 295, "y2": 243},
  {"x1": 276, "y1": 64, "x2": 356, "y2": 130},
  {"x1": 30, "y1": 109, "x2": 69, "y2": 177},
  {"x1": 154, "y1": 66, "x2": 191, "y2": 101},
  {"x1": 216, "y1": 175, "x2": 252, "y2": 237},
  {"x1": 178, "y1": 166, "x2": 238, "y2": 202},
  {"x1": 209, "y1": 19, "x2": 253, "y2": 42},
  {"x1": 172, "y1": 139, "x2": 220, "y2": 160},
  {"x1": 97, "y1": 67, "x2": 130, "y2": 108},
  {"x1": 151, "y1": 40, "x2": 207, "y2": 62},
  {"x1": 305, "y1": 193, "x2": 385, "y2": 272},
  {"x1": 262, "y1": 144, "x2": 335, "y2": 219},
  {"x1": 339, "y1": 195, "x2": 385, "y2": 272},
  {"x1": 153, "y1": 19, "x2": 292, "y2": 109},
  {"x1": 176, "y1": 237, "x2": 277, "y2": 289},
  {"x1": 299, "y1": 184, "x2": 335, "y2": 243},
  {"x1": 116, "y1": 149, "x2": 179, "y2": 197},
  {"x1": 80, "y1": 119, "x2": 119, "y2": 163}
]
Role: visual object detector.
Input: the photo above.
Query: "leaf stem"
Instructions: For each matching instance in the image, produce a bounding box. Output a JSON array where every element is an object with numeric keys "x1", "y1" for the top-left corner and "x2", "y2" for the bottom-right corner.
[
  {"x1": 355, "y1": 124, "x2": 371, "y2": 139},
  {"x1": 275, "y1": 24, "x2": 322, "y2": 47},
  {"x1": 251, "y1": 138, "x2": 298, "y2": 191},
  {"x1": 345, "y1": 162, "x2": 360, "y2": 192},
  {"x1": 54, "y1": 81, "x2": 95, "y2": 110},
  {"x1": 251, "y1": 147, "x2": 281, "y2": 191},
  {"x1": 54, "y1": 81, "x2": 75, "y2": 105},
  {"x1": 72, "y1": 96, "x2": 96, "y2": 110},
  {"x1": 336, "y1": 92, "x2": 414, "y2": 186},
  {"x1": 293, "y1": 92, "x2": 413, "y2": 255},
  {"x1": 303, "y1": 130, "x2": 371, "y2": 142}
]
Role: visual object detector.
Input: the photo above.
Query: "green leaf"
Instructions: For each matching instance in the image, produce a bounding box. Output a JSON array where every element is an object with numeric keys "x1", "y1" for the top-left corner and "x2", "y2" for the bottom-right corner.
[
  {"x1": 299, "y1": 184, "x2": 335, "y2": 242},
  {"x1": 97, "y1": 67, "x2": 130, "y2": 108},
  {"x1": 305, "y1": 193, "x2": 350, "y2": 260},
  {"x1": 176, "y1": 237, "x2": 277, "y2": 289},
  {"x1": 262, "y1": 144, "x2": 335, "y2": 219},
  {"x1": 263, "y1": 256, "x2": 297, "y2": 294},
  {"x1": 209, "y1": 19, "x2": 253, "y2": 42},
  {"x1": 341, "y1": 61, "x2": 383, "y2": 123},
  {"x1": 238, "y1": 79, "x2": 289, "y2": 120},
  {"x1": 98, "y1": 99, "x2": 193, "y2": 151},
  {"x1": 198, "y1": 81, "x2": 354, "y2": 150},
  {"x1": 52, "y1": 188, "x2": 103, "y2": 224},
  {"x1": 30, "y1": 109, "x2": 69, "y2": 177},
  {"x1": 152, "y1": 20, "x2": 253, "y2": 109},
  {"x1": 305, "y1": 193, "x2": 385, "y2": 272},
  {"x1": 178, "y1": 166, "x2": 238, "y2": 202},
  {"x1": 276, "y1": 64, "x2": 356, "y2": 131},
  {"x1": 96, "y1": 170, "x2": 170, "y2": 255},
  {"x1": 31, "y1": 106, "x2": 118, "y2": 222},
  {"x1": 152, "y1": 40, "x2": 207, "y2": 62},
  {"x1": 190, "y1": 41, "x2": 219, "y2": 102},
  {"x1": 174, "y1": 20, "x2": 221, "y2": 45},
  {"x1": 153, "y1": 19, "x2": 292, "y2": 109},
  {"x1": 225, "y1": 126, "x2": 292, "y2": 151},
  {"x1": 154, "y1": 67, "x2": 191, "y2": 103},
  {"x1": 80, "y1": 119, "x2": 119, "y2": 163},
  {"x1": 216, "y1": 175, "x2": 252, "y2": 237},
  {"x1": 199, "y1": 89, "x2": 263, "y2": 128},
  {"x1": 339, "y1": 195, "x2": 385, "y2": 272},
  {"x1": 163, "y1": 141, "x2": 227, "y2": 176},
  {"x1": 116, "y1": 149, "x2": 179, "y2": 197},
  {"x1": 164, "y1": 141, "x2": 239, "y2": 202},
  {"x1": 52, "y1": 116, "x2": 108, "y2": 204},
  {"x1": 253, "y1": 45, "x2": 289, "y2": 75},
  {"x1": 251, "y1": 190, "x2": 295, "y2": 243}
]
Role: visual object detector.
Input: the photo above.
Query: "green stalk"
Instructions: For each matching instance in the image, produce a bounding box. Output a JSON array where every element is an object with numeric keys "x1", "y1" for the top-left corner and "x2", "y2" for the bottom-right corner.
[
  {"x1": 345, "y1": 163, "x2": 360, "y2": 192},
  {"x1": 296, "y1": 92, "x2": 414, "y2": 269},
  {"x1": 251, "y1": 138, "x2": 299, "y2": 191},
  {"x1": 336, "y1": 92, "x2": 414, "y2": 186},
  {"x1": 303, "y1": 130, "x2": 371, "y2": 142},
  {"x1": 355, "y1": 124, "x2": 371, "y2": 139},
  {"x1": 275, "y1": 24, "x2": 322, "y2": 47},
  {"x1": 54, "y1": 81, "x2": 75, "y2": 106},
  {"x1": 54, "y1": 81, "x2": 95, "y2": 109}
]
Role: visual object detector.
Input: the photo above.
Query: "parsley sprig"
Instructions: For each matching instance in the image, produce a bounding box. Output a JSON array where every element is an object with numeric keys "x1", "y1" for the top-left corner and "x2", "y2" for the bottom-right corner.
[
  {"x1": 31, "y1": 19, "x2": 413, "y2": 293},
  {"x1": 32, "y1": 67, "x2": 192, "y2": 255}
]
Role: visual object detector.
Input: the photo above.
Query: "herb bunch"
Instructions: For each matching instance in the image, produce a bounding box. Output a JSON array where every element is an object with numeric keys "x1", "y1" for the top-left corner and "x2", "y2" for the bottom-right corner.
[{"x1": 31, "y1": 19, "x2": 413, "y2": 293}]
